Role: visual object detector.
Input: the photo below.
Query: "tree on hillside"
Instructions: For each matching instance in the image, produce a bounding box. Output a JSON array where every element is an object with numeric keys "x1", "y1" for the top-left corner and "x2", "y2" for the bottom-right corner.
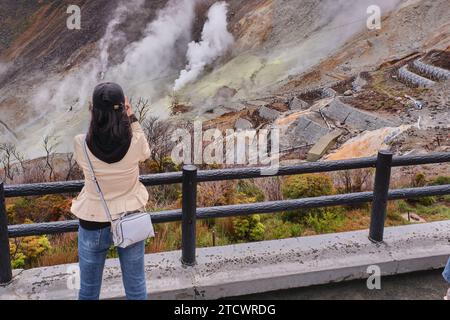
[
  {"x1": 12, "y1": 149, "x2": 26, "y2": 180},
  {"x1": 65, "y1": 153, "x2": 76, "y2": 181},
  {"x1": 42, "y1": 135, "x2": 58, "y2": 181},
  {"x1": 335, "y1": 169, "x2": 374, "y2": 194},
  {"x1": 130, "y1": 97, "x2": 152, "y2": 123},
  {"x1": 0, "y1": 142, "x2": 18, "y2": 181},
  {"x1": 141, "y1": 117, "x2": 176, "y2": 173}
]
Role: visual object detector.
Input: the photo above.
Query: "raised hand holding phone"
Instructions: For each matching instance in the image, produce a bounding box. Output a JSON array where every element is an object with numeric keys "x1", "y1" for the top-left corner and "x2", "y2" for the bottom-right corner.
[{"x1": 125, "y1": 96, "x2": 133, "y2": 117}]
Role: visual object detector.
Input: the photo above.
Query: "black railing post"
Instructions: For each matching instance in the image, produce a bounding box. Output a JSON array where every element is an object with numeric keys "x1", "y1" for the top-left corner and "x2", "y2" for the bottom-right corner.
[
  {"x1": 181, "y1": 165, "x2": 197, "y2": 266},
  {"x1": 369, "y1": 150, "x2": 393, "y2": 242},
  {"x1": 0, "y1": 181, "x2": 12, "y2": 284}
]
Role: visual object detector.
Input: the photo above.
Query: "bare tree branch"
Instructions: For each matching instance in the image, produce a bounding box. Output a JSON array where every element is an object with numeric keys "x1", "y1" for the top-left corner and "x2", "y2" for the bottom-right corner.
[
  {"x1": 0, "y1": 142, "x2": 18, "y2": 181},
  {"x1": 65, "y1": 153, "x2": 75, "y2": 181},
  {"x1": 142, "y1": 117, "x2": 175, "y2": 172},
  {"x1": 130, "y1": 97, "x2": 152, "y2": 123},
  {"x1": 42, "y1": 135, "x2": 58, "y2": 181}
]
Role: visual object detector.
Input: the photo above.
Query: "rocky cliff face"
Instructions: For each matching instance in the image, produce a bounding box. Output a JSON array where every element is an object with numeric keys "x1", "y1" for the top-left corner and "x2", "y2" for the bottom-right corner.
[{"x1": 0, "y1": 1, "x2": 115, "y2": 83}]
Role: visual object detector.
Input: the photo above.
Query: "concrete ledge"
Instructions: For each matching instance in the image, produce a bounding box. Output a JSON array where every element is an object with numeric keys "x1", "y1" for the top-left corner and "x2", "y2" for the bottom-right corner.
[{"x1": 1, "y1": 220, "x2": 449, "y2": 300}]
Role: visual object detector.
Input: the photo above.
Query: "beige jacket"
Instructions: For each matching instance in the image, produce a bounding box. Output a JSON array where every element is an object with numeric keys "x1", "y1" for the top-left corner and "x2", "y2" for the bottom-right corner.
[{"x1": 70, "y1": 121, "x2": 150, "y2": 222}]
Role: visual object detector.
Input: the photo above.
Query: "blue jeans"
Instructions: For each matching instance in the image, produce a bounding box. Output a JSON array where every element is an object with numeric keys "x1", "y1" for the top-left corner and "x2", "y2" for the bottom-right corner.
[
  {"x1": 443, "y1": 257, "x2": 450, "y2": 283},
  {"x1": 78, "y1": 225, "x2": 147, "y2": 300}
]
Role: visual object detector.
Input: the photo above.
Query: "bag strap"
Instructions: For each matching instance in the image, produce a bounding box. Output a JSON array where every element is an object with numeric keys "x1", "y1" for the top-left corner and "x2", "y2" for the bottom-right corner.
[{"x1": 82, "y1": 140, "x2": 114, "y2": 222}]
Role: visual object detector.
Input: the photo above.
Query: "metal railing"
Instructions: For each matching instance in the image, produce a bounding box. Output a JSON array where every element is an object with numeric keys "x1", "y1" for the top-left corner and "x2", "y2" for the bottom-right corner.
[{"x1": 1, "y1": 151, "x2": 450, "y2": 284}]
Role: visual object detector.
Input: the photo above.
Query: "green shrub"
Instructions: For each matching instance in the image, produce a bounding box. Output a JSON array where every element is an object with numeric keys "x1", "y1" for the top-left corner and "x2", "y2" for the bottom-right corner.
[
  {"x1": 411, "y1": 173, "x2": 427, "y2": 187},
  {"x1": 429, "y1": 176, "x2": 450, "y2": 186},
  {"x1": 107, "y1": 246, "x2": 118, "y2": 259},
  {"x1": 149, "y1": 184, "x2": 181, "y2": 207},
  {"x1": 407, "y1": 173, "x2": 436, "y2": 206},
  {"x1": 281, "y1": 174, "x2": 334, "y2": 222},
  {"x1": 237, "y1": 180, "x2": 265, "y2": 203},
  {"x1": 429, "y1": 176, "x2": 450, "y2": 201},
  {"x1": 8, "y1": 195, "x2": 72, "y2": 224},
  {"x1": 196, "y1": 224, "x2": 231, "y2": 248},
  {"x1": 262, "y1": 217, "x2": 303, "y2": 240},
  {"x1": 10, "y1": 228, "x2": 51, "y2": 269},
  {"x1": 396, "y1": 200, "x2": 412, "y2": 212},
  {"x1": 6, "y1": 203, "x2": 15, "y2": 223},
  {"x1": 11, "y1": 252, "x2": 26, "y2": 269},
  {"x1": 305, "y1": 211, "x2": 344, "y2": 234},
  {"x1": 145, "y1": 156, "x2": 181, "y2": 173},
  {"x1": 232, "y1": 214, "x2": 265, "y2": 242},
  {"x1": 407, "y1": 196, "x2": 436, "y2": 206},
  {"x1": 386, "y1": 208, "x2": 405, "y2": 223}
]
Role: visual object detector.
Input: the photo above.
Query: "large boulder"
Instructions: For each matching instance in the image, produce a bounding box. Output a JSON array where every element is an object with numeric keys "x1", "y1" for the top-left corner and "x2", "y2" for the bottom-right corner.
[
  {"x1": 321, "y1": 98, "x2": 399, "y2": 130},
  {"x1": 289, "y1": 97, "x2": 309, "y2": 110},
  {"x1": 307, "y1": 130, "x2": 342, "y2": 162},
  {"x1": 258, "y1": 105, "x2": 281, "y2": 120},
  {"x1": 234, "y1": 118, "x2": 254, "y2": 130},
  {"x1": 281, "y1": 113, "x2": 331, "y2": 151}
]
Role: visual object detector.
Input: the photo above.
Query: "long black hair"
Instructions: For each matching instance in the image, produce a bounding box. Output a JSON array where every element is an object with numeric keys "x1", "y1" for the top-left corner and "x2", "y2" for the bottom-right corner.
[{"x1": 86, "y1": 83, "x2": 132, "y2": 163}]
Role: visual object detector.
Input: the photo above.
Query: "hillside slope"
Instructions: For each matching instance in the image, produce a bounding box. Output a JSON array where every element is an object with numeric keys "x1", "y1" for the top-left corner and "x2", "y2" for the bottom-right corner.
[{"x1": 0, "y1": 0, "x2": 449, "y2": 160}]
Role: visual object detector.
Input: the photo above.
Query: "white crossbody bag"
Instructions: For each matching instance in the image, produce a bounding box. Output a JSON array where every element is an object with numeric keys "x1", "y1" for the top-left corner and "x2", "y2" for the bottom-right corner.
[{"x1": 82, "y1": 140, "x2": 154, "y2": 248}]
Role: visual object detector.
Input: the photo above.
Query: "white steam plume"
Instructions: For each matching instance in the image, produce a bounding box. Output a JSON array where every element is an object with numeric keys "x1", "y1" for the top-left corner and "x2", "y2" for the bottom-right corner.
[
  {"x1": 33, "y1": 0, "x2": 197, "y2": 112},
  {"x1": 98, "y1": 0, "x2": 145, "y2": 77},
  {"x1": 25, "y1": 0, "x2": 198, "y2": 158},
  {"x1": 30, "y1": 0, "x2": 147, "y2": 120},
  {"x1": 108, "y1": 0, "x2": 197, "y2": 96},
  {"x1": 173, "y1": 1, "x2": 234, "y2": 91}
]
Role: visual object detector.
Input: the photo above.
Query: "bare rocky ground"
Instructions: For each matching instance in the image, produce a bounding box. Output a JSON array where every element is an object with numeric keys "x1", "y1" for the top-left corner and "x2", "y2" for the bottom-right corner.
[
  {"x1": 202, "y1": 48, "x2": 450, "y2": 167},
  {"x1": 195, "y1": 0, "x2": 450, "y2": 171},
  {"x1": 0, "y1": 0, "x2": 449, "y2": 178}
]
